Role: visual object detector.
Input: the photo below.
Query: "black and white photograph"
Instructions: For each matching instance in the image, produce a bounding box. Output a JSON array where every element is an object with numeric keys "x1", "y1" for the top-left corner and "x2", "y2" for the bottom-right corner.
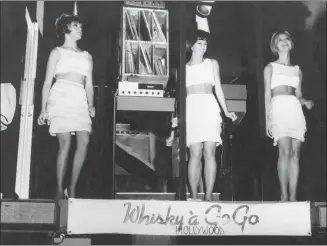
[{"x1": 0, "y1": 1, "x2": 326, "y2": 245}]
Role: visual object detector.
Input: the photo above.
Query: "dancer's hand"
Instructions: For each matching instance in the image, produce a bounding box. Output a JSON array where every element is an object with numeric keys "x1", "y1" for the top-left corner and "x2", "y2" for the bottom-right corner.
[
  {"x1": 226, "y1": 112, "x2": 237, "y2": 122},
  {"x1": 38, "y1": 111, "x2": 47, "y2": 125},
  {"x1": 171, "y1": 117, "x2": 178, "y2": 128},
  {"x1": 166, "y1": 131, "x2": 175, "y2": 147},
  {"x1": 304, "y1": 100, "x2": 314, "y2": 110},
  {"x1": 89, "y1": 106, "x2": 95, "y2": 118}
]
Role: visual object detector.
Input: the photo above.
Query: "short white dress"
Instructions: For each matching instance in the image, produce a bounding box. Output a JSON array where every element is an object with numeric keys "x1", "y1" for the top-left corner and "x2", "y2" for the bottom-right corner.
[
  {"x1": 268, "y1": 62, "x2": 306, "y2": 146},
  {"x1": 186, "y1": 59, "x2": 222, "y2": 147},
  {"x1": 46, "y1": 47, "x2": 92, "y2": 136}
]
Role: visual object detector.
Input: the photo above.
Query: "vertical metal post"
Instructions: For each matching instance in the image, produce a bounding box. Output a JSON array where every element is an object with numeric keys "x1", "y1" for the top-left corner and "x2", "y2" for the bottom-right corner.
[
  {"x1": 255, "y1": 3, "x2": 265, "y2": 201},
  {"x1": 112, "y1": 94, "x2": 117, "y2": 199},
  {"x1": 255, "y1": 3, "x2": 265, "y2": 139},
  {"x1": 177, "y1": 2, "x2": 187, "y2": 201}
]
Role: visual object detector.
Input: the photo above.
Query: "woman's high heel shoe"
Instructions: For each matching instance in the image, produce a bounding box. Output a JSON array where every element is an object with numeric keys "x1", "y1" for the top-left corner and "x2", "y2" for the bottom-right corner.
[{"x1": 63, "y1": 188, "x2": 69, "y2": 199}]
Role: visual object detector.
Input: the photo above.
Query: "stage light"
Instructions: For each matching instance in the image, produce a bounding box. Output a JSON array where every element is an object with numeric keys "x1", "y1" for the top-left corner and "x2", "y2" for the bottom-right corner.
[
  {"x1": 196, "y1": 1, "x2": 214, "y2": 17},
  {"x1": 195, "y1": 1, "x2": 214, "y2": 33},
  {"x1": 195, "y1": 15, "x2": 210, "y2": 33}
]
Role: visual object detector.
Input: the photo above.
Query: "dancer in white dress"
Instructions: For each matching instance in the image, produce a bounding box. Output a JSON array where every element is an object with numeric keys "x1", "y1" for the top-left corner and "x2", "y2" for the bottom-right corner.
[
  {"x1": 38, "y1": 14, "x2": 95, "y2": 199},
  {"x1": 186, "y1": 30, "x2": 237, "y2": 201},
  {"x1": 264, "y1": 30, "x2": 314, "y2": 201}
]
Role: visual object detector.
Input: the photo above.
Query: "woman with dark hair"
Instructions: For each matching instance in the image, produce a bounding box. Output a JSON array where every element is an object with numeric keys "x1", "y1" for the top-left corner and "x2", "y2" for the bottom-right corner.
[
  {"x1": 186, "y1": 30, "x2": 237, "y2": 201},
  {"x1": 38, "y1": 14, "x2": 95, "y2": 199},
  {"x1": 264, "y1": 30, "x2": 314, "y2": 201}
]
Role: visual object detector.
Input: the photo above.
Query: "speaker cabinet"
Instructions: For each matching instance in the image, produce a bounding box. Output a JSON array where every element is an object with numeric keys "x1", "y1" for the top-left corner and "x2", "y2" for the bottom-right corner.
[{"x1": 0, "y1": 199, "x2": 58, "y2": 232}]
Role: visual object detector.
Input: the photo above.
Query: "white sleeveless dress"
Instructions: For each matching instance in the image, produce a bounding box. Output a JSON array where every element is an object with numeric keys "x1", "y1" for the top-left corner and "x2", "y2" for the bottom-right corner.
[
  {"x1": 186, "y1": 59, "x2": 222, "y2": 147},
  {"x1": 269, "y1": 62, "x2": 306, "y2": 145},
  {"x1": 46, "y1": 47, "x2": 92, "y2": 136}
]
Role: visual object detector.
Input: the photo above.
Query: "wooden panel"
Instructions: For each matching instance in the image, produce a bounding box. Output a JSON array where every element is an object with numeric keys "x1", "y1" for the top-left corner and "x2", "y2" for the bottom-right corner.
[
  {"x1": 117, "y1": 96, "x2": 175, "y2": 112},
  {"x1": 226, "y1": 100, "x2": 246, "y2": 112},
  {"x1": 222, "y1": 84, "x2": 247, "y2": 100}
]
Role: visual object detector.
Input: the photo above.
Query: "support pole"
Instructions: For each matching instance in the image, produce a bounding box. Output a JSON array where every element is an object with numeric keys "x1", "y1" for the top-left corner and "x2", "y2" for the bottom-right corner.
[
  {"x1": 177, "y1": 2, "x2": 186, "y2": 201},
  {"x1": 255, "y1": 3, "x2": 265, "y2": 139},
  {"x1": 254, "y1": 3, "x2": 265, "y2": 201}
]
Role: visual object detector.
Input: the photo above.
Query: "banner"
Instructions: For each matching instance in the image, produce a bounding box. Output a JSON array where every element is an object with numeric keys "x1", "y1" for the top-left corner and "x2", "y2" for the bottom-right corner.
[{"x1": 67, "y1": 199, "x2": 311, "y2": 236}]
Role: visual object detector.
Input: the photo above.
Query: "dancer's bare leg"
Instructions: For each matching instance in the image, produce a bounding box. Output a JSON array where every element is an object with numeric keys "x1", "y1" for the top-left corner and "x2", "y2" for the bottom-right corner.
[
  {"x1": 203, "y1": 142, "x2": 217, "y2": 201},
  {"x1": 188, "y1": 143, "x2": 203, "y2": 199},
  {"x1": 56, "y1": 133, "x2": 71, "y2": 199},
  {"x1": 277, "y1": 137, "x2": 292, "y2": 201},
  {"x1": 289, "y1": 139, "x2": 301, "y2": 201},
  {"x1": 69, "y1": 131, "x2": 90, "y2": 198},
  {"x1": 198, "y1": 166, "x2": 204, "y2": 193}
]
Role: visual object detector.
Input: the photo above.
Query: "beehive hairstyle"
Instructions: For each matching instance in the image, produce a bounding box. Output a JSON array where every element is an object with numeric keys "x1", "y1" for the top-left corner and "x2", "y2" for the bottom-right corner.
[
  {"x1": 55, "y1": 13, "x2": 81, "y2": 38},
  {"x1": 186, "y1": 29, "x2": 210, "y2": 51}
]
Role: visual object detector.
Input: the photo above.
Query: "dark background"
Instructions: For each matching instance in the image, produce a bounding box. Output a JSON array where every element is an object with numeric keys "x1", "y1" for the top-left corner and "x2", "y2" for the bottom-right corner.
[{"x1": 1, "y1": 1, "x2": 326, "y2": 202}]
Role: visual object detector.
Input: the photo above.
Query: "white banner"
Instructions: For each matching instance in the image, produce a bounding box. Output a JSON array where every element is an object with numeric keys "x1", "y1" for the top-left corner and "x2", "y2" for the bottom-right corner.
[{"x1": 67, "y1": 199, "x2": 311, "y2": 236}]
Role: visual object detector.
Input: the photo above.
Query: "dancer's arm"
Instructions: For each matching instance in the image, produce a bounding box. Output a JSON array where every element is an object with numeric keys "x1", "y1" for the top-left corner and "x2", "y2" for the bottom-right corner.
[
  {"x1": 295, "y1": 68, "x2": 314, "y2": 110},
  {"x1": 212, "y1": 59, "x2": 237, "y2": 121},
  {"x1": 85, "y1": 53, "x2": 95, "y2": 117},
  {"x1": 263, "y1": 64, "x2": 273, "y2": 138},
  {"x1": 38, "y1": 49, "x2": 59, "y2": 125}
]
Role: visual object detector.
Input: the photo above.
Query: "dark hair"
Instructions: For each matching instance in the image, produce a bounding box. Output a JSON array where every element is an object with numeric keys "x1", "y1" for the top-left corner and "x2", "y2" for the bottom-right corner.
[
  {"x1": 270, "y1": 29, "x2": 294, "y2": 55},
  {"x1": 186, "y1": 29, "x2": 210, "y2": 51},
  {"x1": 55, "y1": 13, "x2": 81, "y2": 38}
]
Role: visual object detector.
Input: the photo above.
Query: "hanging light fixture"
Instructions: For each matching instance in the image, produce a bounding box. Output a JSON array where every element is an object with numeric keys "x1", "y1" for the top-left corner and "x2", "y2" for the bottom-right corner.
[
  {"x1": 196, "y1": 1, "x2": 214, "y2": 17},
  {"x1": 195, "y1": 1, "x2": 214, "y2": 33}
]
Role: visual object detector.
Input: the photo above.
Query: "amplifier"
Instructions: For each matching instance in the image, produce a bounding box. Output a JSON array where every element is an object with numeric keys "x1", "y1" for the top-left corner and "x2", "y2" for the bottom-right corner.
[
  {"x1": 118, "y1": 82, "x2": 164, "y2": 97},
  {"x1": 0, "y1": 199, "x2": 58, "y2": 232}
]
